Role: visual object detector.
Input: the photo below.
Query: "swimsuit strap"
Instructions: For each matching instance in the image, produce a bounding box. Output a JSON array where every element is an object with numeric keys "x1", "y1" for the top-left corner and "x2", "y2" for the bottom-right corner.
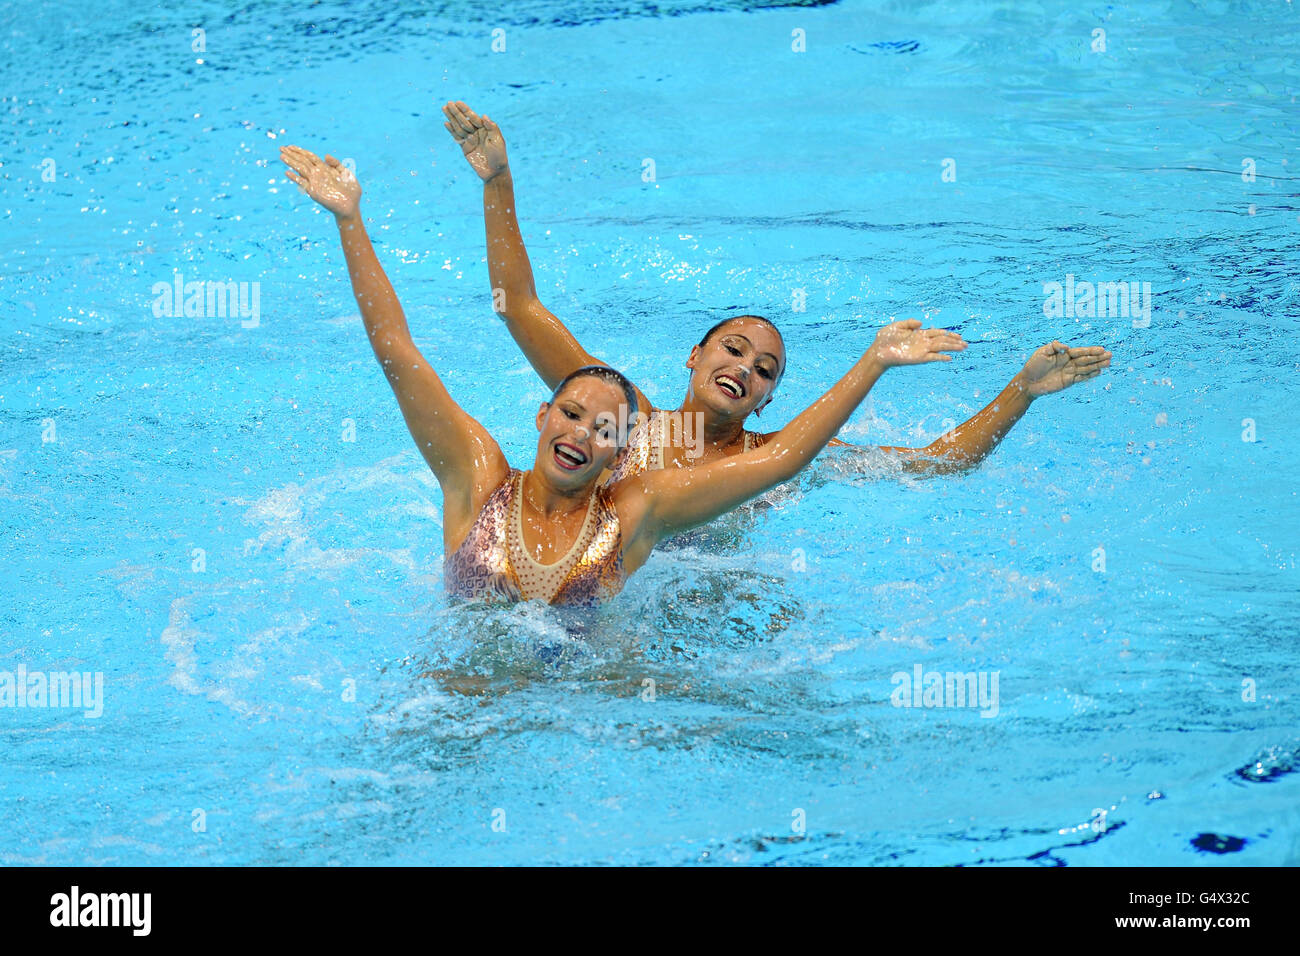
[
  {"x1": 648, "y1": 408, "x2": 668, "y2": 470},
  {"x1": 444, "y1": 468, "x2": 524, "y2": 603},
  {"x1": 605, "y1": 410, "x2": 764, "y2": 482}
]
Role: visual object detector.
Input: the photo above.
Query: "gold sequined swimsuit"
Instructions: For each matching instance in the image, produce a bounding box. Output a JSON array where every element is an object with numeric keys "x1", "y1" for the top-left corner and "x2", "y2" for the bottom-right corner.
[
  {"x1": 445, "y1": 470, "x2": 625, "y2": 606},
  {"x1": 605, "y1": 409, "x2": 767, "y2": 484}
]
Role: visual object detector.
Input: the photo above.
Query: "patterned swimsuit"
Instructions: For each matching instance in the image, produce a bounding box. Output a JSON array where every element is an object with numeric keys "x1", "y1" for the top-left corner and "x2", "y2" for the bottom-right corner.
[
  {"x1": 605, "y1": 409, "x2": 767, "y2": 484},
  {"x1": 445, "y1": 469, "x2": 625, "y2": 607}
]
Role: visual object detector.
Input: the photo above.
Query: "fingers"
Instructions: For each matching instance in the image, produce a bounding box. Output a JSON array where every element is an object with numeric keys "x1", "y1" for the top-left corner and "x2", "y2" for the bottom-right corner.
[
  {"x1": 454, "y1": 100, "x2": 483, "y2": 125},
  {"x1": 441, "y1": 102, "x2": 472, "y2": 139},
  {"x1": 282, "y1": 144, "x2": 318, "y2": 166},
  {"x1": 1074, "y1": 354, "x2": 1112, "y2": 371},
  {"x1": 444, "y1": 100, "x2": 482, "y2": 136},
  {"x1": 1065, "y1": 345, "x2": 1108, "y2": 359},
  {"x1": 925, "y1": 329, "x2": 967, "y2": 351},
  {"x1": 439, "y1": 107, "x2": 457, "y2": 136},
  {"x1": 279, "y1": 145, "x2": 320, "y2": 175},
  {"x1": 1067, "y1": 351, "x2": 1112, "y2": 373},
  {"x1": 284, "y1": 169, "x2": 307, "y2": 190},
  {"x1": 280, "y1": 154, "x2": 311, "y2": 178},
  {"x1": 1062, "y1": 357, "x2": 1111, "y2": 386},
  {"x1": 1070, "y1": 352, "x2": 1111, "y2": 370}
]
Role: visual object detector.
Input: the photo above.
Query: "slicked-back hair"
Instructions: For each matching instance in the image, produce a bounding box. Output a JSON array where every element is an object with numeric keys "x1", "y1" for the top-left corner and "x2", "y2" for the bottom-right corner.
[
  {"x1": 697, "y1": 314, "x2": 786, "y2": 382},
  {"x1": 549, "y1": 365, "x2": 640, "y2": 447}
]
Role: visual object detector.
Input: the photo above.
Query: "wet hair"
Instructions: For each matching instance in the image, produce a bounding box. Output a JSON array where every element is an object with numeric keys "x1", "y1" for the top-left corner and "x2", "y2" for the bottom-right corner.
[
  {"x1": 549, "y1": 365, "x2": 640, "y2": 447},
  {"x1": 697, "y1": 314, "x2": 786, "y2": 381}
]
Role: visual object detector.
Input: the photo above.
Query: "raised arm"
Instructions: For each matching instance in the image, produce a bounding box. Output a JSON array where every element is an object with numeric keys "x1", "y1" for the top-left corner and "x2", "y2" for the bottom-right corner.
[
  {"x1": 852, "y1": 341, "x2": 1112, "y2": 475},
  {"x1": 618, "y1": 321, "x2": 965, "y2": 566},
  {"x1": 280, "y1": 146, "x2": 508, "y2": 541},
  {"x1": 442, "y1": 101, "x2": 653, "y2": 413}
]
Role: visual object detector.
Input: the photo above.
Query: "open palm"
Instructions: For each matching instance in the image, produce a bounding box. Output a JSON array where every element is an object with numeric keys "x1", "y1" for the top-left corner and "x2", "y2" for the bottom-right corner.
[
  {"x1": 280, "y1": 145, "x2": 361, "y2": 218},
  {"x1": 442, "y1": 100, "x2": 509, "y2": 182},
  {"x1": 870, "y1": 319, "x2": 967, "y2": 367},
  {"x1": 1019, "y1": 342, "x2": 1112, "y2": 397}
]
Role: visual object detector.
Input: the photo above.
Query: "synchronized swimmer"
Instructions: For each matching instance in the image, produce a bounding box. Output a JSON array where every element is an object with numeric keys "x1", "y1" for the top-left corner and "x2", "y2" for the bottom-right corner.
[
  {"x1": 280, "y1": 145, "x2": 965, "y2": 606},
  {"x1": 441, "y1": 100, "x2": 1112, "y2": 482},
  {"x1": 279, "y1": 99, "x2": 1111, "y2": 609}
]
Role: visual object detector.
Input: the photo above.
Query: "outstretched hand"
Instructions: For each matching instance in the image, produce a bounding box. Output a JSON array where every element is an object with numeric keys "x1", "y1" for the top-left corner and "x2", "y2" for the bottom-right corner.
[
  {"x1": 868, "y1": 319, "x2": 967, "y2": 368},
  {"x1": 280, "y1": 145, "x2": 361, "y2": 219},
  {"x1": 1017, "y1": 341, "x2": 1112, "y2": 398},
  {"x1": 442, "y1": 101, "x2": 509, "y2": 182}
]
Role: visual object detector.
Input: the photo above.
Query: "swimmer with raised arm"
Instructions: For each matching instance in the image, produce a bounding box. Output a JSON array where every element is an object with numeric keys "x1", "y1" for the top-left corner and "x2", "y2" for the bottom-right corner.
[
  {"x1": 441, "y1": 101, "x2": 1112, "y2": 480},
  {"x1": 279, "y1": 145, "x2": 966, "y2": 606}
]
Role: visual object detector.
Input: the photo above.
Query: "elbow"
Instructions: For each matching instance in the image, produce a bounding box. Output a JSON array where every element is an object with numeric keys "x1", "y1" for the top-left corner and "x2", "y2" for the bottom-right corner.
[
  {"x1": 908, "y1": 442, "x2": 977, "y2": 477},
  {"x1": 766, "y1": 443, "x2": 808, "y2": 484},
  {"x1": 491, "y1": 294, "x2": 541, "y2": 323}
]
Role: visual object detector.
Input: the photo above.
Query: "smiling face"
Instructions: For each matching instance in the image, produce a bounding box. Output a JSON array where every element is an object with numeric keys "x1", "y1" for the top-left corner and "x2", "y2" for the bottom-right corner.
[
  {"x1": 533, "y1": 375, "x2": 630, "y2": 489},
  {"x1": 685, "y1": 317, "x2": 786, "y2": 421}
]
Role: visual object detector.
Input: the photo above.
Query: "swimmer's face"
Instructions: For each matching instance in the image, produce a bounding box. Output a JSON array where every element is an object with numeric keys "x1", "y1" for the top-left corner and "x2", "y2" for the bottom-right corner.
[
  {"x1": 533, "y1": 376, "x2": 629, "y2": 488},
  {"x1": 686, "y1": 317, "x2": 786, "y2": 420}
]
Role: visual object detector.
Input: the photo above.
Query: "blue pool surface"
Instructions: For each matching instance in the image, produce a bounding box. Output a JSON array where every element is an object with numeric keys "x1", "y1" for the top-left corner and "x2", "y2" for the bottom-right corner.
[{"x1": 1, "y1": 0, "x2": 1298, "y2": 865}]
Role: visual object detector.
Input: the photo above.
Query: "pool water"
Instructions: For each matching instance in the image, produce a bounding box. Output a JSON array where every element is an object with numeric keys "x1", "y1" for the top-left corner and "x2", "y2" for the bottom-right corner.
[{"x1": 2, "y1": 0, "x2": 1297, "y2": 865}]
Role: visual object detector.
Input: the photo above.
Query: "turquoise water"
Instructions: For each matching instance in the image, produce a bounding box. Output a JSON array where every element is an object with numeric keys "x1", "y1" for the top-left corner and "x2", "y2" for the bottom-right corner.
[{"x1": 2, "y1": 0, "x2": 1297, "y2": 865}]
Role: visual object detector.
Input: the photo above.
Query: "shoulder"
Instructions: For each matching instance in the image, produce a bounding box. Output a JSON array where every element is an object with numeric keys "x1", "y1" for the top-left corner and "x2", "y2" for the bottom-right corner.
[
  {"x1": 608, "y1": 467, "x2": 660, "y2": 527},
  {"x1": 606, "y1": 476, "x2": 657, "y2": 575},
  {"x1": 446, "y1": 464, "x2": 516, "y2": 553}
]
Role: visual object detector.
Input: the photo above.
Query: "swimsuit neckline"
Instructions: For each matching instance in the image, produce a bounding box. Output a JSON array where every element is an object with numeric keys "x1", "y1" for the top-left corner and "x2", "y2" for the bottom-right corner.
[
  {"x1": 509, "y1": 470, "x2": 599, "y2": 573},
  {"x1": 652, "y1": 408, "x2": 754, "y2": 469}
]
